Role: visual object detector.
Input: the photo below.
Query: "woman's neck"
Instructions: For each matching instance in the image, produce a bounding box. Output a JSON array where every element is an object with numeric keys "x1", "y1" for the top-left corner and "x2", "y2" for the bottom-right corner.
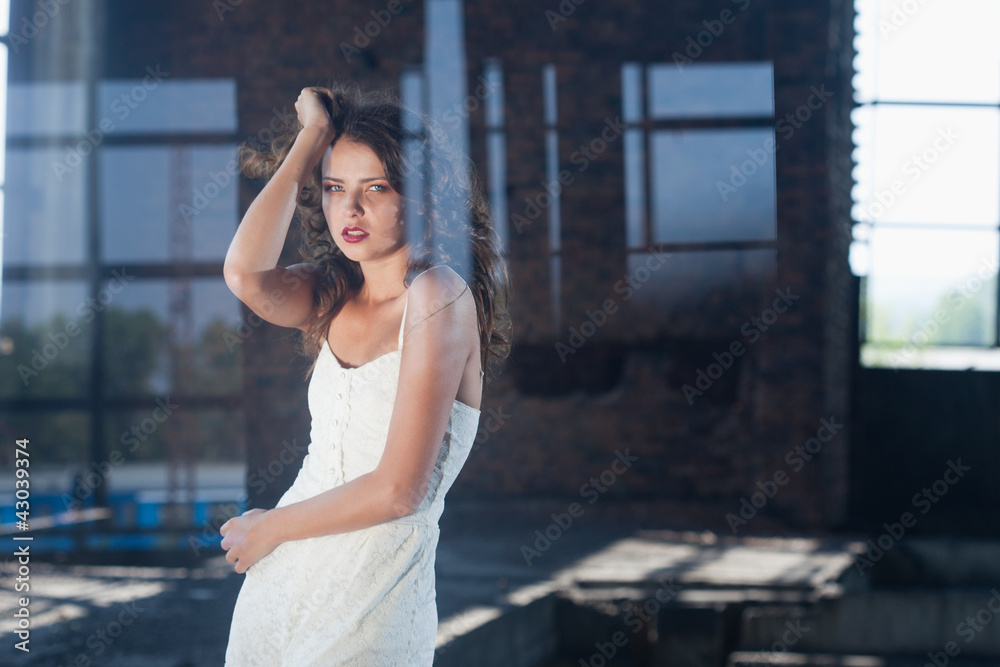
[{"x1": 355, "y1": 249, "x2": 410, "y2": 305}]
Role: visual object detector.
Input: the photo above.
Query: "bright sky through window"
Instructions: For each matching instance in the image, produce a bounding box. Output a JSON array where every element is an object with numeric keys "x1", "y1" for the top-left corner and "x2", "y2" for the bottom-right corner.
[{"x1": 851, "y1": 0, "x2": 1000, "y2": 369}]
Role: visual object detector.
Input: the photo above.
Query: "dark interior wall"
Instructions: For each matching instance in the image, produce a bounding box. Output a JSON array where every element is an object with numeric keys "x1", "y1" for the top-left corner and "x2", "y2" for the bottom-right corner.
[
  {"x1": 458, "y1": 0, "x2": 858, "y2": 532},
  {"x1": 850, "y1": 368, "x2": 1000, "y2": 537},
  {"x1": 822, "y1": 0, "x2": 862, "y2": 528}
]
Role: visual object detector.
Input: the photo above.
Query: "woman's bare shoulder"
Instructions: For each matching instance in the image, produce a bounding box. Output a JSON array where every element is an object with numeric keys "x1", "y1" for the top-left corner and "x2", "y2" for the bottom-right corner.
[{"x1": 407, "y1": 266, "x2": 474, "y2": 318}]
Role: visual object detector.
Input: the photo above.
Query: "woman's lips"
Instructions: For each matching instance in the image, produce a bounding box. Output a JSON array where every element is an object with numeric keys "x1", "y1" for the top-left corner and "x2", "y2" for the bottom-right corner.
[{"x1": 342, "y1": 227, "x2": 369, "y2": 243}]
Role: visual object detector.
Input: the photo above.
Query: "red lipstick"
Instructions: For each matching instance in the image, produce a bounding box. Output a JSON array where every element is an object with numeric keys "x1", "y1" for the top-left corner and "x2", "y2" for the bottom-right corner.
[{"x1": 342, "y1": 226, "x2": 369, "y2": 243}]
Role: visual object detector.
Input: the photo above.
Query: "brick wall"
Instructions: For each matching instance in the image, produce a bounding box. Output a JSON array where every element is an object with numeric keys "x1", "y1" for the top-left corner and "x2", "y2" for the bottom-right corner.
[{"x1": 38, "y1": 0, "x2": 857, "y2": 531}]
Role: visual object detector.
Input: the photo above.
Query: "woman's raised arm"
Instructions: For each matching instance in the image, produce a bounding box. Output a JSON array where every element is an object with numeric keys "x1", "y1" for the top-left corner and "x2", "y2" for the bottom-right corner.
[{"x1": 223, "y1": 88, "x2": 336, "y2": 330}]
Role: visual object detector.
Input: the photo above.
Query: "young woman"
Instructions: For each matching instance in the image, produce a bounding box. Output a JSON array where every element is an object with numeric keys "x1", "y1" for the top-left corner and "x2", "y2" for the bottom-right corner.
[{"x1": 219, "y1": 81, "x2": 510, "y2": 665}]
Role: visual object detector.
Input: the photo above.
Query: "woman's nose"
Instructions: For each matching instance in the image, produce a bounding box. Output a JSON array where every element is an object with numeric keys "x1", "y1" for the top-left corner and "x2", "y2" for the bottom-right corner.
[{"x1": 342, "y1": 192, "x2": 362, "y2": 215}]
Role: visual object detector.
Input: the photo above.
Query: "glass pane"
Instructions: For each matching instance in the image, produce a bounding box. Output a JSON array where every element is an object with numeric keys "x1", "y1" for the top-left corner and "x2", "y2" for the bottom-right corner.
[
  {"x1": 851, "y1": 105, "x2": 999, "y2": 226},
  {"x1": 855, "y1": 0, "x2": 1000, "y2": 104},
  {"x1": 6, "y1": 81, "x2": 87, "y2": 138},
  {"x1": 103, "y1": 408, "x2": 245, "y2": 466},
  {"x1": 0, "y1": 411, "x2": 89, "y2": 485},
  {"x1": 0, "y1": 280, "x2": 91, "y2": 398},
  {"x1": 861, "y1": 345, "x2": 1000, "y2": 371},
  {"x1": 4, "y1": 147, "x2": 87, "y2": 266},
  {"x1": 486, "y1": 132, "x2": 507, "y2": 252},
  {"x1": 651, "y1": 128, "x2": 776, "y2": 243},
  {"x1": 402, "y1": 137, "x2": 425, "y2": 247},
  {"x1": 624, "y1": 128, "x2": 646, "y2": 249},
  {"x1": 100, "y1": 146, "x2": 168, "y2": 261},
  {"x1": 100, "y1": 144, "x2": 237, "y2": 263},
  {"x1": 97, "y1": 79, "x2": 237, "y2": 134},
  {"x1": 621, "y1": 62, "x2": 642, "y2": 124},
  {"x1": 190, "y1": 280, "x2": 245, "y2": 394},
  {"x1": 543, "y1": 64, "x2": 557, "y2": 126},
  {"x1": 647, "y1": 61, "x2": 773, "y2": 119},
  {"x1": 625, "y1": 248, "x2": 776, "y2": 309},
  {"x1": 0, "y1": 43, "x2": 7, "y2": 184},
  {"x1": 400, "y1": 68, "x2": 424, "y2": 131},
  {"x1": 186, "y1": 145, "x2": 239, "y2": 260},
  {"x1": 71, "y1": 409, "x2": 246, "y2": 526},
  {"x1": 483, "y1": 58, "x2": 504, "y2": 128},
  {"x1": 865, "y1": 227, "x2": 998, "y2": 348},
  {"x1": 102, "y1": 278, "x2": 243, "y2": 397},
  {"x1": 425, "y1": 0, "x2": 466, "y2": 141},
  {"x1": 425, "y1": 0, "x2": 470, "y2": 252}
]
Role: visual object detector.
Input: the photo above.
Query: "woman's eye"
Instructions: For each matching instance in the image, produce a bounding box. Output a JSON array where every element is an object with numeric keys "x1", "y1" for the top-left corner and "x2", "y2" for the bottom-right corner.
[{"x1": 323, "y1": 184, "x2": 387, "y2": 192}]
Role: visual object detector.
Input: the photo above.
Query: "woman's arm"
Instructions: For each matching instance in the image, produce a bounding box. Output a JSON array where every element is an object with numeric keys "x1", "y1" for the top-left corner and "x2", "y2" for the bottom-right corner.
[
  {"x1": 240, "y1": 268, "x2": 476, "y2": 552},
  {"x1": 222, "y1": 88, "x2": 335, "y2": 330}
]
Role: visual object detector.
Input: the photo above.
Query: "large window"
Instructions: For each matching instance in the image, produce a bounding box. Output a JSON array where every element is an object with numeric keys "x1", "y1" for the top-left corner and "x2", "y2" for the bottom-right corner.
[
  {"x1": 0, "y1": 75, "x2": 245, "y2": 525},
  {"x1": 852, "y1": 0, "x2": 1000, "y2": 369},
  {"x1": 621, "y1": 61, "x2": 777, "y2": 311}
]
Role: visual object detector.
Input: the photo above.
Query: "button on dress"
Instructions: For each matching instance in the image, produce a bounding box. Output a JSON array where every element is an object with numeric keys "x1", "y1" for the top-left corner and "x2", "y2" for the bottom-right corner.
[{"x1": 225, "y1": 288, "x2": 483, "y2": 666}]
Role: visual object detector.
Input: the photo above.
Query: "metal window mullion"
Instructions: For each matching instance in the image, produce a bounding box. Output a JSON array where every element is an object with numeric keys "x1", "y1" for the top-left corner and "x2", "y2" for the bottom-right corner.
[{"x1": 85, "y1": 17, "x2": 107, "y2": 516}]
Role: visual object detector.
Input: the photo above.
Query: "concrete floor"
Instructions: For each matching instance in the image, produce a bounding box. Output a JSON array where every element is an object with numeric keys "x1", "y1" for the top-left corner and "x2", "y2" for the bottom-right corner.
[{"x1": 0, "y1": 498, "x2": 861, "y2": 666}]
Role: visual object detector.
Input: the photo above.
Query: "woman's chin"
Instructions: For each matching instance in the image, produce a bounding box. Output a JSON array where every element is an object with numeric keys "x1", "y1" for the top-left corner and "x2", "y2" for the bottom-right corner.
[
  {"x1": 333, "y1": 239, "x2": 364, "y2": 260},
  {"x1": 335, "y1": 239, "x2": 408, "y2": 264}
]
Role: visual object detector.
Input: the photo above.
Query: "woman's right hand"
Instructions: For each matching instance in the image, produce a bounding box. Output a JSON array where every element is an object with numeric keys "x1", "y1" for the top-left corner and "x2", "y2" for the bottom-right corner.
[{"x1": 295, "y1": 87, "x2": 336, "y2": 138}]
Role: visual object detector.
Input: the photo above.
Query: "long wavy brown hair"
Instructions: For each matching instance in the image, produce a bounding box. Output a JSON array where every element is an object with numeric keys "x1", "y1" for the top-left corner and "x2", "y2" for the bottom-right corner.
[{"x1": 239, "y1": 80, "x2": 512, "y2": 384}]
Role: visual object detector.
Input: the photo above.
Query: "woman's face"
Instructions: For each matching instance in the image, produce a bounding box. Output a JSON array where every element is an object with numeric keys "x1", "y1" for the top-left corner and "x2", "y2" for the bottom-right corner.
[{"x1": 321, "y1": 137, "x2": 406, "y2": 262}]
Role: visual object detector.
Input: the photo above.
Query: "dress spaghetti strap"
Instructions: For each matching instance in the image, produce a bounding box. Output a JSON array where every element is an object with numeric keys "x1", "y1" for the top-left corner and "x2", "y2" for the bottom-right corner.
[{"x1": 397, "y1": 295, "x2": 408, "y2": 351}]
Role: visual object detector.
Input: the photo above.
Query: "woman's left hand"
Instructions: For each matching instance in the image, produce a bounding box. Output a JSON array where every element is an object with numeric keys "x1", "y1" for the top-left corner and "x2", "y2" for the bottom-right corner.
[{"x1": 220, "y1": 508, "x2": 278, "y2": 574}]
